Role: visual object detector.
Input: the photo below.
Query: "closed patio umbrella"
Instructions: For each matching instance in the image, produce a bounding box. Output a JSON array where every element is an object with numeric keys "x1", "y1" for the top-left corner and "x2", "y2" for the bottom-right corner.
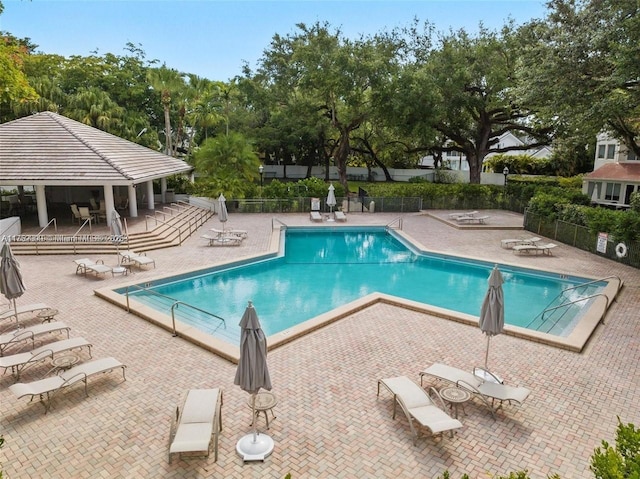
[
  {"x1": 479, "y1": 265, "x2": 504, "y2": 370},
  {"x1": 110, "y1": 210, "x2": 124, "y2": 264},
  {"x1": 234, "y1": 300, "x2": 274, "y2": 461},
  {"x1": 0, "y1": 241, "x2": 26, "y2": 321},
  {"x1": 218, "y1": 194, "x2": 228, "y2": 232},
  {"x1": 326, "y1": 183, "x2": 337, "y2": 221}
]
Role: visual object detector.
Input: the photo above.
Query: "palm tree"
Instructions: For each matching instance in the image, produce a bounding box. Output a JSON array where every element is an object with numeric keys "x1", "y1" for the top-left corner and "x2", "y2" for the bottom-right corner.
[
  {"x1": 66, "y1": 87, "x2": 124, "y2": 133},
  {"x1": 147, "y1": 66, "x2": 185, "y2": 155}
]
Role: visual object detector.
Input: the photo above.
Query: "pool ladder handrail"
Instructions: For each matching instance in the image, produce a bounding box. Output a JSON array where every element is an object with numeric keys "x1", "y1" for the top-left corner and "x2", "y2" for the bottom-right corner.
[
  {"x1": 527, "y1": 275, "x2": 621, "y2": 332},
  {"x1": 124, "y1": 285, "x2": 227, "y2": 337},
  {"x1": 386, "y1": 217, "x2": 403, "y2": 230},
  {"x1": 170, "y1": 301, "x2": 226, "y2": 338}
]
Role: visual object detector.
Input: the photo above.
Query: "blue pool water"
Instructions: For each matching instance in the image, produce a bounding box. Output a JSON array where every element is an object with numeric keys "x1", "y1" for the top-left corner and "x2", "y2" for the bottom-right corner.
[{"x1": 118, "y1": 227, "x2": 605, "y2": 345}]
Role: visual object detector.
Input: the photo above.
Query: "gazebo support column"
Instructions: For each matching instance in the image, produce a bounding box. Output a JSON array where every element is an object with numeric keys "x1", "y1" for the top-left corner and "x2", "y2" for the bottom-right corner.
[
  {"x1": 127, "y1": 185, "x2": 138, "y2": 218},
  {"x1": 160, "y1": 178, "x2": 167, "y2": 204},
  {"x1": 35, "y1": 185, "x2": 48, "y2": 228},
  {"x1": 103, "y1": 186, "x2": 115, "y2": 218},
  {"x1": 146, "y1": 181, "x2": 155, "y2": 210}
]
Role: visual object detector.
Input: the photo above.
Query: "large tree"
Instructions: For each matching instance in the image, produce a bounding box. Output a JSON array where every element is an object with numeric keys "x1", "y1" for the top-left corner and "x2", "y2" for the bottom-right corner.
[
  {"x1": 517, "y1": 0, "x2": 640, "y2": 156},
  {"x1": 391, "y1": 23, "x2": 553, "y2": 183},
  {"x1": 249, "y1": 22, "x2": 401, "y2": 191}
]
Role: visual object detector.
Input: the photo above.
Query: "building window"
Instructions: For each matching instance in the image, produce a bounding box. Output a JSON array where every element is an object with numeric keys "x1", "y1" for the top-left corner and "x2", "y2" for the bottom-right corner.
[
  {"x1": 606, "y1": 144, "x2": 616, "y2": 159},
  {"x1": 605, "y1": 183, "x2": 621, "y2": 201},
  {"x1": 626, "y1": 151, "x2": 638, "y2": 161},
  {"x1": 597, "y1": 145, "x2": 606, "y2": 159}
]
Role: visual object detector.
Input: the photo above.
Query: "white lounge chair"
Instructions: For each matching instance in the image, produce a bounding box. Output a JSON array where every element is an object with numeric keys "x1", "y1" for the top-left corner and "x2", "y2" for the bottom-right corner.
[
  {"x1": 448, "y1": 210, "x2": 478, "y2": 219},
  {"x1": 9, "y1": 357, "x2": 126, "y2": 413},
  {"x1": 0, "y1": 337, "x2": 92, "y2": 381},
  {"x1": 0, "y1": 303, "x2": 50, "y2": 323},
  {"x1": 169, "y1": 388, "x2": 223, "y2": 463},
  {"x1": 419, "y1": 363, "x2": 531, "y2": 418},
  {"x1": 0, "y1": 321, "x2": 71, "y2": 356},
  {"x1": 201, "y1": 234, "x2": 243, "y2": 246},
  {"x1": 310, "y1": 211, "x2": 323, "y2": 222},
  {"x1": 119, "y1": 250, "x2": 156, "y2": 269},
  {"x1": 377, "y1": 376, "x2": 462, "y2": 445},
  {"x1": 500, "y1": 237, "x2": 541, "y2": 249},
  {"x1": 210, "y1": 228, "x2": 247, "y2": 239},
  {"x1": 74, "y1": 258, "x2": 113, "y2": 277},
  {"x1": 456, "y1": 215, "x2": 490, "y2": 224},
  {"x1": 334, "y1": 211, "x2": 347, "y2": 222},
  {"x1": 513, "y1": 242, "x2": 557, "y2": 255}
]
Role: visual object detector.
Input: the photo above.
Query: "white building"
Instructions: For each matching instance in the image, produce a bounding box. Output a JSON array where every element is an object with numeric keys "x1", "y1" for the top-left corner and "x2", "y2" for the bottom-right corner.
[{"x1": 583, "y1": 132, "x2": 640, "y2": 208}]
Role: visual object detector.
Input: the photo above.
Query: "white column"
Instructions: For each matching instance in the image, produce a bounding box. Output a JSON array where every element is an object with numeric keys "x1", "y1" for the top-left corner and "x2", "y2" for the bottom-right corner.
[
  {"x1": 103, "y1": 185, "x2": 115, "y2": 218},
  {"x1": 160, "y1": 178, "x2": 167, "y2": 203},
  {"x1": 35, "y1": 185, "x2": 48, "y2": 228},
  {"x1": 146, "y1": 181, "x2": 155, "y2": 210},
  {"x1": 128, "y1": 184, "x2": 138, "y2": 218}
]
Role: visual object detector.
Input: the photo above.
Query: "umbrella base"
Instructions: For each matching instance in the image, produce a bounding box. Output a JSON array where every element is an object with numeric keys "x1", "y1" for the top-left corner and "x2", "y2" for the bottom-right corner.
[{"x1": 236, "y1": 432, "x2": 274, "y2": 461}]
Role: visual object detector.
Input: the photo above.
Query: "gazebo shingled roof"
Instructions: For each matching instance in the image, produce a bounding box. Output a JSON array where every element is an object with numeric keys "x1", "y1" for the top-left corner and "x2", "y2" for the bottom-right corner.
[{"x1": 0, "y1": 111, "x2": 192, "y2": 186}]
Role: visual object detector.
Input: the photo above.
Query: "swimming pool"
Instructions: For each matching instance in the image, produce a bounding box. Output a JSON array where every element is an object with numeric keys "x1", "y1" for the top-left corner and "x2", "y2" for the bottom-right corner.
[{"x1": 113, "y1": 227, "x2": 609, "y2": 352}]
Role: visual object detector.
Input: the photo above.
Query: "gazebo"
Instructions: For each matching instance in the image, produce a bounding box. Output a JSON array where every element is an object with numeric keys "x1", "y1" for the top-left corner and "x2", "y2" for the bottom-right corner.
[{"x1": 0, "y1": 112, "x2": 193, "y2": 228}]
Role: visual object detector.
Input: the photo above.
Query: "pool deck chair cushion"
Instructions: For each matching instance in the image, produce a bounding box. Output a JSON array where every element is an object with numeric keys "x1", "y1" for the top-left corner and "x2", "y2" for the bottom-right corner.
[
  {"x1": 310, "y1": 211, "x2": 323, "y2": 222},
  {"x1": 0, "y1": 336, "x2": 92, "y2": 381},
  {"x1": 74, "y1": 258, "x2": 113, "y2": 277},
  {"x1": 0, "y1": 321, "x2": 71, "y2": 356},
  {"x1": 169, "y1": 388, "x2": 223, "y2": 464},
  {"x1": 0, "y1": 303, "x2": 50, "y2": 323},
  {"x1": 419, "y1": 363, "x2": 531, "y2": 418},
  {"x1": 9, "y1": 357, "x2": 126, "y2": 413},
  {"x1": 334, "y1": 211, "x2": 347, "y2": 222},
  {"x1": 377, "y1": 376, "x2": 462, "y2": 445}
]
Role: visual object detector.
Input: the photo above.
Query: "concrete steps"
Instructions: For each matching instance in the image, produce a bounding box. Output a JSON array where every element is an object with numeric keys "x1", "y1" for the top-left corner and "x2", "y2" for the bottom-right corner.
[{"x1": 11, "y1": 202, "x2": 214, "y2": 255}]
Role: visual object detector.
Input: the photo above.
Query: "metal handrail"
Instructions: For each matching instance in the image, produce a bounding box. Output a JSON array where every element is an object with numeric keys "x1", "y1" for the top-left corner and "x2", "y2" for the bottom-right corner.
[
  {"x1": 272, "y1": 218, "x2": 288, "y2": 230},
  {"x1": 386, "y1": 217, "x2": 403, "y2": 230},
  {"x1": 124, "y1": 285, "x2": 226, "y2": 337},
  {"x1": 170, "y1": 301, "x2": 226, "y2": 337},
  {"x1": 144, "y1": 216, "x2": 182, "y2": 244},
  {"x1": 561, "y1": 276, "x2": 622, "y2": 295},
  {"x1": 37, "y1": 218, "x2": 57, "y2": 235},
  {"x1": 541, "y1": 293, "x2": 611, "y2": 319}
]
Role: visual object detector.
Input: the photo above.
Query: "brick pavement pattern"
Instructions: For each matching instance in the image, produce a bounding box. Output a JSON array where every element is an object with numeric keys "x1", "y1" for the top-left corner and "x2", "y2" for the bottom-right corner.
[{"x1": 1, "y1": 211, "x2": 638, "y2": 478}]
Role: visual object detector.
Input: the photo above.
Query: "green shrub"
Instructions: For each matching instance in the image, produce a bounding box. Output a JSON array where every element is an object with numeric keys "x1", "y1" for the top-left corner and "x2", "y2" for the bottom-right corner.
[{"x1": 591, "y1": 418, "x2": 640, "y2": 479}]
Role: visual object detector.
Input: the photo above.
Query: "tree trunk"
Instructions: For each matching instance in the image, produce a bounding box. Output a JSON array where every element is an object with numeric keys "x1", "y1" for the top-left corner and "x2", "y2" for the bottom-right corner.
[
  {"x1": 163, "y1": 105, "x2": 173, "y2": 156},
  {"x1": 335, "y1": 129, "x2": 351, "y2": 192}
]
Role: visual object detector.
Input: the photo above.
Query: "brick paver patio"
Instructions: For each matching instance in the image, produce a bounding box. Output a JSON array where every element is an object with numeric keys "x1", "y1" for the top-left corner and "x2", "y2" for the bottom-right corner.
[{"x1": 1, "y1": 211, "x2": 638, "y2": 478}]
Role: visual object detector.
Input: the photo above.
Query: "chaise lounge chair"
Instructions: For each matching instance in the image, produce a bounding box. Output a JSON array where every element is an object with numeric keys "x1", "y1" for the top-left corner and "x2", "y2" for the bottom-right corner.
[
  {"x1": 169, "y1": 388, "x2": 223, "y2": 463},
  {"x1": 500, "y1": 237, "x2": 541, "y2": 249},
  {"x1": 201, "y1": 234, "x2": 243, "y2": 246},
  {"x1": 310, "y1": 211, "x2": 323, "y2": 222},
  {"x1": 9, "y1": 356, "x2": 126, "y2": 413},
  {"x1": 419, "y1": 363, "x2": 531, "y2": 418},
  {"x1": 377, "y1": 376, "x2": 463, "y2": 445},
  {"x1": 334, "y1": 211, "x2": 347, "y2": 222},
  {"x1": 456, "y1": 215, "x2": 490, "y2": 224},
  {"x1": 210, "y1": 228, "x2": 248, "y2": 239},
  {"x1": 119, "y1": 250, "x2": 156, "y2": 269},
  {"x1": 74, "y1": 258, "x2": 113, "y2": 277},
  {"x1": 0, "y1": 337, "x2": 92, "y2": 381},
  {"x1": 448, "y1": 210, "x2": 478, "y2": 219},
  {"x1": 0, "y1": 321, "x2": 71, "y2": 356},
  {"x1": 512, "y1": 242, "x2": 557, "y2": 256},
  {"x1": 0, "y1": 303, "x2": 50, "y2": 323}
]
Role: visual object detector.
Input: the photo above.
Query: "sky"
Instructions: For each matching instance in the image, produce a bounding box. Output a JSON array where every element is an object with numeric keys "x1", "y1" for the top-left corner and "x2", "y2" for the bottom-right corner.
[{"x1": 1, "y1": 0, "x2": 549, "y2": 82}]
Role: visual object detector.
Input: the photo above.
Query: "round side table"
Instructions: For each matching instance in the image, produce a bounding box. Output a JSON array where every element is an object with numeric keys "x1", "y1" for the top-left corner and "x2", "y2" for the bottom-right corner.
[
  {"x1": 439, "y1": 386, "x2": 471, "y2": 419},
  {"x1": 37, "y1": 308, "x2": 59, "y2": 323},
  {"x1": 247, "y1": 391, "x2": 278, "y2": 429},
  {"x1": 51, "y1": 354, "x2": 80, "y2": 374}
]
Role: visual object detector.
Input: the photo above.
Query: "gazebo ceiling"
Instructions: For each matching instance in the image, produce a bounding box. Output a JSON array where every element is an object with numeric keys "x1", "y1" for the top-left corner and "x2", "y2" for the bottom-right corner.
[{"x1": 0, "y1": 112, "x2": 192, "y2": 186}]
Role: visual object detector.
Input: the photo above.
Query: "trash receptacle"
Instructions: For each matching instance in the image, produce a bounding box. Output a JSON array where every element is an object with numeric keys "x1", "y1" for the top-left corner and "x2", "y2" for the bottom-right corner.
[{"x1": 369, "y1": 201, "x2": 375, "y2": 213}]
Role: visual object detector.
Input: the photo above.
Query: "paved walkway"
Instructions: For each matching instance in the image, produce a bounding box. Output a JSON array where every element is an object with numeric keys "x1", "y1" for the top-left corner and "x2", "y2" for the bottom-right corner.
[{"x1": 1, "y1": 211, "x2": 639, "y2": 478}]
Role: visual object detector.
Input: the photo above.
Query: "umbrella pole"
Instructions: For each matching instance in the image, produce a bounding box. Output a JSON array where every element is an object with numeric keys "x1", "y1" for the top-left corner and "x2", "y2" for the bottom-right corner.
[
  {"x1": 485, "y1": 336, "x2": 491, "y2": 369},
  {"x1": 12, "y1": 298, "x2": 18, "y2": 325},
  {"x1": 251, "y1": 393, "x2": 258, "y2": 442}
]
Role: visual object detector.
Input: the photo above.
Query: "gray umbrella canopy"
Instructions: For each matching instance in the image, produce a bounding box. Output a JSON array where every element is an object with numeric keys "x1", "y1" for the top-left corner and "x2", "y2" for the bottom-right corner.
[
  {"x1": 218, "y1": 194, "x2": 228, "y2": 231},
  {"x1": 234, "y1": 301, "x2": 274, "y2": 461},
  {"x1": 110, "y1": 210, "x2": 124, "y2": 264},
  {"x1": 0, "y1": 241, "x2": 26, "y2": 319},
  {"x1": 234, "y1": 301, "x2": 271, "y2": 394},
  {"x1": 479, "y1": 265, "x2": 504, "y2": 369}
]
